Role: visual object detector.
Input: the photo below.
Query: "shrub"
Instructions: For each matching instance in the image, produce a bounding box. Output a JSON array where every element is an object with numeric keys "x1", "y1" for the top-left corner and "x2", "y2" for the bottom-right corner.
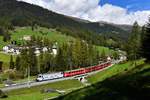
[{"x1": 0, "y1": 90, "x2": 8, "y2": 98}]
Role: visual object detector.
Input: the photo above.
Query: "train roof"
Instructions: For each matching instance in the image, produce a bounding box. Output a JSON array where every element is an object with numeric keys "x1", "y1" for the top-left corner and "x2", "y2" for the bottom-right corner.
[
  {"x1": 64, "y1": 61, "x2": 111, "y2": 73},
  {"x1": 38, "y1": 72, "x2": 62, "y2": 75},
  {"x1": 64, "y1": 68, "x2": 85, "y2": 72}
]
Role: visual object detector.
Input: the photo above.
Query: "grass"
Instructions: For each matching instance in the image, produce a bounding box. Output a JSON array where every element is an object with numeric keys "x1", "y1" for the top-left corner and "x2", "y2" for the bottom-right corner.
[
  {"x1": 1, "y1": 60, "x2": 146, "y2": 100},
  {"x1": 0, "y1": 53, "x2": 16, "y2": 69},
  {"x1": 2, "y1": 79, "x2": 83, "y2": 100},
  {"x1": 3, "y1": 92, "x2": 59, "y2": 100},
  {"x1": 11, "y1": 27, "x2": 75, "y2": 45},
  {"x1": 54, "y1": 60, "x2": 150, "y2": 100},
  {"x1": 0, "y1": 36, "x2": 9, "y2": 51},
  {"x1": 87, "y1": 60, "x2": 144, "y2": 84},
  {"x1": 96, "y1": 46, "x2": 114, "y2": 55}
]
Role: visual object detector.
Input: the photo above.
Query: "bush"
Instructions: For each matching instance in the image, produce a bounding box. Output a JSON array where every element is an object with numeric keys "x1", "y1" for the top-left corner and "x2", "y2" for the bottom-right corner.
[
  {"x1": 0, "y1": 90, "x2": 8, "y2": 98},
  {"x1": 16, "y1": 71, "x2": 25, "y2": 79},
  {"x1": 124, "y1": 68, "x2": 128, "y2": 71},
  {"x1": 3, "y1": 69, "x2": 17, "y2": 80},
  {"x1": 8, "y1": 71, "x2": 16, "y2": 79}
]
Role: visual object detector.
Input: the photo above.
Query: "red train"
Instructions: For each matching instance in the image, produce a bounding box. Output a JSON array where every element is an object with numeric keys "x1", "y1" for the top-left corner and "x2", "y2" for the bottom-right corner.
[
  {"x1": 36, "y1": 61, "x2": 112, "y2": 81},
  {"x1": 64, "y1": 61, "x2": 111, "y2": 77}
]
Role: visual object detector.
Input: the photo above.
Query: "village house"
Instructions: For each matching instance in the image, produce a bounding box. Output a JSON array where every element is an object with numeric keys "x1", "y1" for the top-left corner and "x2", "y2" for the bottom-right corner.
[
  {"x1": 2, "y1": 42, "x2": 58, "y2": 56},
  {"x1": 2, "y1": 45, "x2": 21, "y2": 55}
]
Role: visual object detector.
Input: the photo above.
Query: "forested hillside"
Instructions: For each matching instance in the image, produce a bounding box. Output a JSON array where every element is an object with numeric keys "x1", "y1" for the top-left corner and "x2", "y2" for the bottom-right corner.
[{"x1": 0, "y1": 0, "x2": 132, "y2": 47}]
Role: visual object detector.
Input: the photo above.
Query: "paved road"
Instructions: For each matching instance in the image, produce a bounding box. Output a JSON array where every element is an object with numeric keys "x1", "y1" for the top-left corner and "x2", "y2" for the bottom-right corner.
[
  {"x1": 1, "y1": 77, "x2": 74, "y2": 91},
  {"x1": 1, "y1": 60, "x2": 121, "y2": 92}
]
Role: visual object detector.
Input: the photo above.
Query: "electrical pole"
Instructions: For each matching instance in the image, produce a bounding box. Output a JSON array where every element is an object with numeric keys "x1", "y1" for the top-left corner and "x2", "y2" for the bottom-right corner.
[{"x1": 28, "y1": 66, "x2": 30, "y2": 88}]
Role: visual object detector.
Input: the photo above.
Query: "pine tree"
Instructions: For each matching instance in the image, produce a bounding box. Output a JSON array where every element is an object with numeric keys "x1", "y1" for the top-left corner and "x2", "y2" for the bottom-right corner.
[
  {"x1": 9, "y1": 55, "x2": 15, "y2": 69},
  {"x1": 28, "y1": 48, "x2": 38, "y2": 75},
  {"x1": 38, "y1": 52, "x2": 44, "y2": 73},
  {"x1": 43, "y1": 53, "x2": 54, "y2": 73},
  {"x1": 72, "y1": 40, "x2": 82, "y2": 68},
  {"x1": 141, "y1": 19, "x2": 150, "y2": 62},
  {"x1": 15, "y1": 56, "x2": 21, "y2": 71},
  {"x1": 80, "y1": 41, "x2": 89, "y2": 67},
  {"x1": 101, "y1": 49, "x2": 106, "y2": 61},
  {"x1": 0, "y1": 18, "x2": 12, "y2": 42},
  {"x1": 127, "y1": 22, "x2": 141, "y2": 60},
  {"x1": 55, "y1": 47, "x2": 65, "y2": 71},
  {"x1": 112, "y1": 51, "x2": 119, "y2": 60},
  {"x1": 20, "y1": 49, "x2": 28, "y2": 77}
]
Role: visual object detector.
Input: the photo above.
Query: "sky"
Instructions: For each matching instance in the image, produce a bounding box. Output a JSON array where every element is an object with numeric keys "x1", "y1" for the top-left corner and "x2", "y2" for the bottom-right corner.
[{"x1": 17, "y1": 0, "x2": 150, "y2": 25}]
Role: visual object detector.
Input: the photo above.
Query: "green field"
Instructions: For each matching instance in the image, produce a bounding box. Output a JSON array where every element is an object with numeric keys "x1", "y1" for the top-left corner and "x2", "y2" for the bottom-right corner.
[
  {"x1": 96, "y1": 46, "x2": 115, "y2": 55},
  {"x1": 1, "y1": 61, "x2": 141, "y2": 100},
  {"x1": 11, "y1": 27, "x2": 75, "y2": 45},
  {"x1": 88, "y1": 60, "x2": 144, "y2": 84},
  {"x1": 1, "y1": 60, "x2": 147, "y2": 100},
  {"x1": 0, "y1": 36, "x2": 9, "y2": 50},
  {"x1": 4, "y1": 92, "x2": 59, "y2": 100},
  {"x1": 0, "y1": 27, "x2": 75, "y2": 50},
  {"x1": 2, "y1": 79, "x2": 83, "y2": 100},
  {"x1": 54, "y1": 60, "x2": 150, "y2": 100},
  {"x1": 0, "y1": 53, "x2": 16, "y2": 69}
]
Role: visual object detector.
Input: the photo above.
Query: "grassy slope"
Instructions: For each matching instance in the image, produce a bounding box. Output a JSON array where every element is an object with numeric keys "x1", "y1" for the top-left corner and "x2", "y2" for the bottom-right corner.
[
  {"x1": 88, "y1": 60, "x2": 144, "y2": 84},
  {"x1": 0, "y1": 27, "x2": 113, "y2": 69},
  {"x1": 11, "y1": 27, "x2": 75, "y2": 44},
  {"x1": 96, "y1": 46, "x2": 114, "y2": 55},
  {"x1": 0, "y1": 53, "x2": 16, "y2": 69},
  {"x1": 2, "y1": 60, "x2": 145, "y2": 100},
  {"x1": 54, "y1": 60, "x2": 150, "y2": 100},
  {"x1": 0, "y1": 36, "x2": 9, "y2": 50},
  {"x1": 3, "y1": 80, "x2": 83, "y2": 100}
]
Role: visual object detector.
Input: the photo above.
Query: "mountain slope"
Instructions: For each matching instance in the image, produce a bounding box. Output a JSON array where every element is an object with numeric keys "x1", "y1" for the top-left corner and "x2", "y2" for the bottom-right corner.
[{"x1": 0, "y1": 0, "x2": 132, "y2": 45}]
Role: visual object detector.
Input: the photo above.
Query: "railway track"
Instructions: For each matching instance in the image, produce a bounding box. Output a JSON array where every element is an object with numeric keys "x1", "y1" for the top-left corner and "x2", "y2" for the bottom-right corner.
[{"x1": 1, "y1": 60, "x2": 121, "y2": 92}]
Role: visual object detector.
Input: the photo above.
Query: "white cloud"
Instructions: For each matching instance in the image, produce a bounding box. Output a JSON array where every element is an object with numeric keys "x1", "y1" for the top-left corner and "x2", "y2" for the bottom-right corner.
[{"x1": 17, "y1": 0, "x2": 150, "y2": 25}]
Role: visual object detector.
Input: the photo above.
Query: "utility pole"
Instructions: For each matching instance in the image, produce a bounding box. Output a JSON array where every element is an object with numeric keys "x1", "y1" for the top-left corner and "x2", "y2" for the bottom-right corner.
[{"x1": 27, "y1": 66, "x2": 30, "y2": 88}]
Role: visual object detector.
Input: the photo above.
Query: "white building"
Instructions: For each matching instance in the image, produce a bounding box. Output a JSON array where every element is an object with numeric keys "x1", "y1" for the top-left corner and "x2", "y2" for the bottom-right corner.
[
  {"x1": 52, "y1": 48, "x2": 57, "y2": 55},
  {"x1": 52, "y1": 44, "x2": 57, "y2": 55},
  {"x1": 42, "y1": 47, "x2": 48, "y2": 52},
  {"x1": 34, "y1": 49, "x2": 40, "y2": 56},
  {"x1": 2, "y1": 45, "x2": 21, "y2": 55},
  {"x1": 120, "y1": 56, "x2": 127, "y2": 61},
  {"x1": 2, "y1": 46, "x2": 9, "y2": 53},
  {"x1": 107, "y1": 56, "x2": 112, "y2": 61}
]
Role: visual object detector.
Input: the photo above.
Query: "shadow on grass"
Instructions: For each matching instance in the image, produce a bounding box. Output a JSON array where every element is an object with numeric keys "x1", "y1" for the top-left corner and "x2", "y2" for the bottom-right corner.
[{"x1": 54, "y1": 64, "x2": 150, "y2": 100}]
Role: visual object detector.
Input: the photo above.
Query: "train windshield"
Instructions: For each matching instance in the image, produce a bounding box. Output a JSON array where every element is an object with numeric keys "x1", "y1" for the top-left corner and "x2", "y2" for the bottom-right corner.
[{"x1": 38, "y1": 74, "x2": 42, "y2": 78}]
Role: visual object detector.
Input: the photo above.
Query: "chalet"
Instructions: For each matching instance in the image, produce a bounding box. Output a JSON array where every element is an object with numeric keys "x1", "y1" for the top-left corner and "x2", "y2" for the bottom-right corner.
[
  {"x1": 34, "y1": 48, "x2": 41, "y2": 56},
  {"x1": 2, "y1": 45, "x2": 21, "y2": 55},
  {"x1": 52, "y1": 44, "x2": 57, "y2": 55},
  {"x1": 42, "y1": 47, "x2": 48, "y2": 52},
  {"x1": 107, "y1": 56, "x2": 112, "y2": 61},
  {"x1": 2, "y1": 42, "x2": 58, "y2": 56}
]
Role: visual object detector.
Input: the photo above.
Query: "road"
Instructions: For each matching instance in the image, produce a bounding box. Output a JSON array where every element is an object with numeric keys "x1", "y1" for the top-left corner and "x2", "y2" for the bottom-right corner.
[
  {"x1": 1, "y1": 60, "x2": 122, "y2": 92},
  {"x1": 1, "y1": 77, "x2": 74, "y2": 91}
]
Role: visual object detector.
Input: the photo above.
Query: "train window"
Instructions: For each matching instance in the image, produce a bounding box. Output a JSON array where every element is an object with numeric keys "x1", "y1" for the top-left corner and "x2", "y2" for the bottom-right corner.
[{"x1": 38, "y1": 75, "x2": 42, "y2": 78}]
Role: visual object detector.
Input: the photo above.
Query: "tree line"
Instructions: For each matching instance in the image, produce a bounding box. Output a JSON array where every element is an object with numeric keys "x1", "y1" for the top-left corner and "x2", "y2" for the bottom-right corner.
[
  {"x1": 9, "y1": 36, "x2": 108, "y2": 77},
  {"x1": 126, "y1": 18, "x2": 150, "y2": 63}
]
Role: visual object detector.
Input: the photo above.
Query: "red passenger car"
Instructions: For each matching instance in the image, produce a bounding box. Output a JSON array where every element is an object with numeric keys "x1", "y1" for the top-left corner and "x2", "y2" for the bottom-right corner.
[
  {"x1": 64, "y1": 68, "x2": 86, "y2": 77},
  {"x1": 63, "y1": 62, "x2": 112, "y2": 77}
]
